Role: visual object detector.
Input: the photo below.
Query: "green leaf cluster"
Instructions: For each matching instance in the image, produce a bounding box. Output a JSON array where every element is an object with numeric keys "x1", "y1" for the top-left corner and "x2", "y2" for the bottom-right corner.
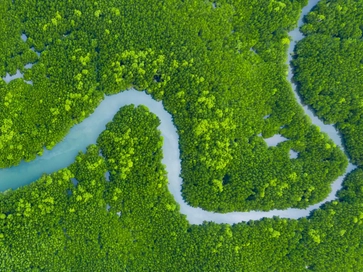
[
  {"x1": 293, "y1": 0, "x2": 363, "y2": 165},
  {"x1": 0, "y1": 106, "x2": 361, "y2": 271},
  {"x1": 0, "y1": 0, "x2": 347, "y2": 211}
]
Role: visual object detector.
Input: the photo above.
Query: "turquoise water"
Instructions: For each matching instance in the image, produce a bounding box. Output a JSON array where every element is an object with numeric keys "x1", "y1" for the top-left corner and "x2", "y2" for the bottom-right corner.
[
  {"x1": 0, "y1": 0, "x2": 356, "y2": 224},
  {"x1": 0, "y1": 90, "x2": 176, "y2": 191}
]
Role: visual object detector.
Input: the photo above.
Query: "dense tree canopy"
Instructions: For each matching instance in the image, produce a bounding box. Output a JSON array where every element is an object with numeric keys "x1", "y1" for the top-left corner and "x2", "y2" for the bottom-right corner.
[
  {"x1": 0, "y1": 0, "x2": 362, "y2": 270},
  {"x1": 0, "y1": 0, "x2": 348, "y2": 212},
  {"x1": 0, "y1": 106, "x2": 362, "y2": 271},
  {"x1": 293, "y1": 0, "x2": 363, "y2": 165}
]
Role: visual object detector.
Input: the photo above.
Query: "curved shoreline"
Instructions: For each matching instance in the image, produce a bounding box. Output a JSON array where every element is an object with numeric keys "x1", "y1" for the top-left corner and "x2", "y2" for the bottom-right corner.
[{"x1": 0, "y1": 0, "x2": 356, "y2": 224}]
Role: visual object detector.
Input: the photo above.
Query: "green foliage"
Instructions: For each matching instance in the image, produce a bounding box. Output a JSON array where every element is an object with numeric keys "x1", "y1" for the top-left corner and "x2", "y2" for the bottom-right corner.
[
  {"x1": 293, "y1": 0, "x2": 363, "y2": 165},
  {"x1": 0, "y1": 0, "x2": 347, "y2": 212},
  {"x1": 0, "y1": 106, "x2": 361, "y2": 271},
  {"x1": 0, "y1": 0, "x2": 361, "y2": 270}
]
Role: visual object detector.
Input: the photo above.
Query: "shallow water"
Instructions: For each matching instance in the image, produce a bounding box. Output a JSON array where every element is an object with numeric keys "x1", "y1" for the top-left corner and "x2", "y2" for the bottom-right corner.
[
  {"x1": 287, "y1": 0, "x2": 343, "y2": 147},
  {"x1": 3, "y1": 69, "x2": 24, "y2": 82},
  {"x1": 264, "y1": 134, "x2": 288, "y2": 147},
  {"x1": 0, "y1": 87, "x2": 356, "y2": 224},
  {"x1": 3, "y1": 69, "x2": 33, "y2": 85},
  {"x1": 0, "y1": 0, "x2": 357, "y2": 224}
]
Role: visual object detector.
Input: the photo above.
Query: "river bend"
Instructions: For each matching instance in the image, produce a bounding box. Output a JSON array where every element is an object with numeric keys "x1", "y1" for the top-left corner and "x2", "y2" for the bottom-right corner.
[{"x1": 0, "y1": 0, "x2": 356, "y2": 224}]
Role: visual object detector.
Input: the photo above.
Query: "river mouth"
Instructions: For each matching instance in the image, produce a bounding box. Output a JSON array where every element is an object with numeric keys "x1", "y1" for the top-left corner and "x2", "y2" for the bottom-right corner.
[{"x1": 0, "y1": 0, "x2": 356, "y2": 224}]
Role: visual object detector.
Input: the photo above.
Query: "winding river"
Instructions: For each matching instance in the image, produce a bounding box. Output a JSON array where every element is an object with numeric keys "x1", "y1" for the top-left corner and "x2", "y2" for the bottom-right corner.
[{"x1": 0, "y1": 0, "x2": 356, "y2": 224}]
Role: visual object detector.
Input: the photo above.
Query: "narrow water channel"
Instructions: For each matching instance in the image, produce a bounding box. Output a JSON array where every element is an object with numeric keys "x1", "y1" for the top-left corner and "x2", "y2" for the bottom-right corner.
[{"x1": 0, "y1": 0, "x2": 356, "y2": 224}]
